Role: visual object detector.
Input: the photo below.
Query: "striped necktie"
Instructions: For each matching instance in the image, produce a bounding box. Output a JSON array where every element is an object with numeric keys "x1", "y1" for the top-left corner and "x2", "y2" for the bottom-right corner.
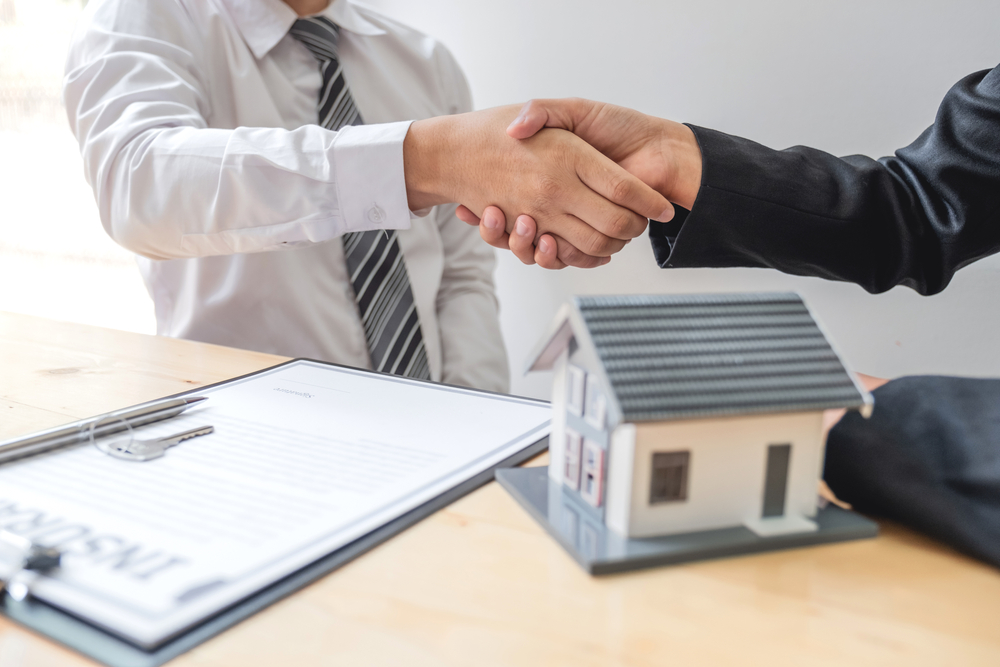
[{"x1": 290, "y1": 16, "x2": 431, "y2": 380}]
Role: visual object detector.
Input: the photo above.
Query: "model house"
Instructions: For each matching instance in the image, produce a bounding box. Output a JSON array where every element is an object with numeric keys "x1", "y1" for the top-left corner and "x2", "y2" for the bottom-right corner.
[{"x1": 527, "y1": 293, "x2": 872, "y2": 539}]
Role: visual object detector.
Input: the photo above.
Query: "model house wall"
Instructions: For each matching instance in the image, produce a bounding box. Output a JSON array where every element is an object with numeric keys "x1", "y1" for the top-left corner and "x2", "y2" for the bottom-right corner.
[
  {"x1": 547, "y1": 348, "x2": 570, "y2": 487},
  {"x1": 548, "y1": 347, "x2": 619, "y2": 516},
  {"x1": 605, "y1": 412, "x2": 824, "y2": 538}
]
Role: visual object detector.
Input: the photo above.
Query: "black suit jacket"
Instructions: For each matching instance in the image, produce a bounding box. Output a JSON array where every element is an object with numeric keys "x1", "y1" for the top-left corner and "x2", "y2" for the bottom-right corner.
[
  {"x1": 648, "y1": 69, "x2": 1000, "y2": 569},
  {"x1": 649, "y1": 65, "x2": 1000, "y2": 295}
]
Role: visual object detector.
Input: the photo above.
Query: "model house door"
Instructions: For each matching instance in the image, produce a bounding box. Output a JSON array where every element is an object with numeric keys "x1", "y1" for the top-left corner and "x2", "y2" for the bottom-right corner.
[{"x1": 762, "y1": 444, "x2": 792, "y2": 517}]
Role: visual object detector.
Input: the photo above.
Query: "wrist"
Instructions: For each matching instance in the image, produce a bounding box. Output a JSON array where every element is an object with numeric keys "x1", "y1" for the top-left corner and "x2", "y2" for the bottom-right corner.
[
  {"x1": 403, "y1": 116, "x2": 460, "y2": 211},
  {"x1": 661, "y1": 120, "x2": 702, "y2": 210}
]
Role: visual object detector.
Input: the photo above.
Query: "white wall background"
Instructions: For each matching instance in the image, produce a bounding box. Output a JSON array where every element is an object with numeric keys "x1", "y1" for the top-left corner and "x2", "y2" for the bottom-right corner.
[{"x1": 364, "y1": 0, "x2": 1000, "y2": 398}]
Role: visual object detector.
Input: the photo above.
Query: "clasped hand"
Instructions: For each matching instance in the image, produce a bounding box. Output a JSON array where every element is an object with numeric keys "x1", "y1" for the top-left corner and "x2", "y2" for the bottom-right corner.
[
  {"x1": 448, "y1": 99, "x2": 703, "y2": 269},
  {"x1": 404, "y1": 105, "x2": 675, "y2": 267}
]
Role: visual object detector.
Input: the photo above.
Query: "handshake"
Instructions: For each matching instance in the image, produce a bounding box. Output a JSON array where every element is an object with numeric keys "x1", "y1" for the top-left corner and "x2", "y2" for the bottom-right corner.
[{"x1": 403, "y1": 99, "x2": 703, "y2": 270}]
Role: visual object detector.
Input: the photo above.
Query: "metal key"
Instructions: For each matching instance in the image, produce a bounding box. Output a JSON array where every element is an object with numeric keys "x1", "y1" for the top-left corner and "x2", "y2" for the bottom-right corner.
[{"x1": 99, "y1": 425, "x2": 214, "y2": 462}]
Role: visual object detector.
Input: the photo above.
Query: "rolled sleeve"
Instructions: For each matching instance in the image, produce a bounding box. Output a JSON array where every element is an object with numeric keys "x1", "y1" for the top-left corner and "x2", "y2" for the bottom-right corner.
[{"x1": 332, "y1": 121, "x2": 415, "y2": 232}]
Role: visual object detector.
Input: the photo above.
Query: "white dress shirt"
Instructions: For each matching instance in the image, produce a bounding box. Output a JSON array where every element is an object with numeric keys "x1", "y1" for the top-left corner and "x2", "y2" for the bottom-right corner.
[{"x1": 63, "y1": 0, "x2": 509, "y2": 392}]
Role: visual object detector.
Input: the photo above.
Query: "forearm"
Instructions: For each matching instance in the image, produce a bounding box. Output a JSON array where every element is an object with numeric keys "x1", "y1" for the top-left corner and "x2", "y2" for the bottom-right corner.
[
  {"x1": 654, "y1": 68, "x2": 1000, "y2": 295},
  {"x1": 403, "y1": 115, "x2": 457, "y2": 211},
  {"x1": 403, "y1": 107, "x2": 519, "y2": 212},
  {"x1": 97, "y1": 123, "x2": 413, "y2": 260},
  {"x1": 652, "y1": 119, "x2": 701, "y2": 210}
]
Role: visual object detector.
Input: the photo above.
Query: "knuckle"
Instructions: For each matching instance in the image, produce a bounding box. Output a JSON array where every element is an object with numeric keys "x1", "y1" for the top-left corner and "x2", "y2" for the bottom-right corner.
[
  {"x1": 480, "y1": 227, "x2": 506, "y2": 249},
  {"x1": 511, "y1": 236, "x2": 536, "y2": 262},
  {"x1": 532, "y1": 174, "x2": 562, "y2": 204},
  {"x1": 510, "y1": 235, "x2": 531, "y2": 255},
  {"x1": 598, "y1": 236, "x2": 627, "y2": 256},
  {"x1": 583, "y1": 229, "x2": 614, "y2": 256},
  {"x1": 516, "y1": 244, "x2": 537, "y2": 265},
  {"x1": 556, "y1": 241, "x2": 581, "y2": 264},
  {"x1": 609, "y1": 176, "x2": 635, "y2": 206},
  {"x1": 537, "y1": 253, "x2": 559, "y2": 269},
  {"x1": 605, "y1": 210, "x2": 637, "y2": 239}
]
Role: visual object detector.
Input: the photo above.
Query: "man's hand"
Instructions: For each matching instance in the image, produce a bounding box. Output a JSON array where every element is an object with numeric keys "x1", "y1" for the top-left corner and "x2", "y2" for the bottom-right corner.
[
  {"x1": 456, "y1": 99, "x2": 703, "y2": 269},
  {"x1": 454, "y1": 205, "x2": 607, "y2": 269},
  {"x1": 404, "y1": 105, "x2": 674, "y2": 262}
]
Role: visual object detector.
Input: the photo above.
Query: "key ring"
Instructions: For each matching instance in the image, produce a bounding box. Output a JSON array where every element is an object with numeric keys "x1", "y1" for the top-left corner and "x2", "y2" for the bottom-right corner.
[{"x1": 88, "y1": 415, "x2": 136, "y2": 458}]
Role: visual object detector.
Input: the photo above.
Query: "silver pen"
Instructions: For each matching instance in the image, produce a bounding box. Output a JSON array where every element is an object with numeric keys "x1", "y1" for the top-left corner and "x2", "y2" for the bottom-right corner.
[{"x1": 0, "y1": 396, "x2": 208, "y2": 465}]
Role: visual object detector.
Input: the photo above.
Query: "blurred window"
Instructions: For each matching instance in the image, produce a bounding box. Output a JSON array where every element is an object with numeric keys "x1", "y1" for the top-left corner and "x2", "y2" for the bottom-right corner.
[{"x1": 0, "y1": 0, "x2": 154, "y2": 333}]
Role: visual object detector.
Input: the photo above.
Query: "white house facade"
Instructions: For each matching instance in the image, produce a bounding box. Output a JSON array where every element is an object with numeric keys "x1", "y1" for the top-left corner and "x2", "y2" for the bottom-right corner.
[{"x1": 529, "y1": 293, "x2": 872, "y2": 540}]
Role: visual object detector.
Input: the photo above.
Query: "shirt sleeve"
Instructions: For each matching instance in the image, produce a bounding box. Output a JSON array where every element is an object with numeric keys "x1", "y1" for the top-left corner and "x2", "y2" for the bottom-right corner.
[
  {"x1": 62, "y1": 0, "x2": 413, "y2": 261},
  {"x1": 649, "y1": 66, "x2": 1000, "y2": 295}
]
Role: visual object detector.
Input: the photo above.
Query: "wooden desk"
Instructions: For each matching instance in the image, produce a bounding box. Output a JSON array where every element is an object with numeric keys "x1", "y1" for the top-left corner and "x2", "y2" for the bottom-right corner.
[{"x1": 2, "y1": 311, "x2": 999, "y2": 666}]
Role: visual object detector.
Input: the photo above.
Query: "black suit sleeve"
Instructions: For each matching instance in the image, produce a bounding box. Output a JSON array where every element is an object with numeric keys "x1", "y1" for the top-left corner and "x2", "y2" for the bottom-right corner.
[
  {"x1": 824, "y1": 375, "x2": 1000, "y2": 570},
  {"x1": 649, "y1": 66, "x2": 1000, "y2": 295}
]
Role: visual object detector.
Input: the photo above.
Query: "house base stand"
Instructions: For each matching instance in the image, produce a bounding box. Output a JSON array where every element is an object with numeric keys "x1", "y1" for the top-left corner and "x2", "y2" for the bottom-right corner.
[{"x1": 496, "y1": 466, "x2": 878, "y2": 576}]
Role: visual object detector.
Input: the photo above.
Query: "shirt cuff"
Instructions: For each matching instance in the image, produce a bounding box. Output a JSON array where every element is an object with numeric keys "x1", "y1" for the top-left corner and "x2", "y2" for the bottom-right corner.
[
  {"x1": 648, "y1": 209, "x2": 690, "y2": 267},
  {"x1": 332, "y1": 120, "x2": 415, "y2": 232}
]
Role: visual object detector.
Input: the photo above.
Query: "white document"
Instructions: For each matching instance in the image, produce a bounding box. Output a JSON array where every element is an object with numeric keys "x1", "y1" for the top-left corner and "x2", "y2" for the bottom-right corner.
[{"x1": 0, "y1": 360, "x2": 550, "y2": 647}]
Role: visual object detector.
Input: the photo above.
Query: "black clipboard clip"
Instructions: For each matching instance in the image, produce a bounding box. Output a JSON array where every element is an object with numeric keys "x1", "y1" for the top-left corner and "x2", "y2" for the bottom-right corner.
[{"x1": 0, "y1": 529, "x2": 61, "y2": 603}]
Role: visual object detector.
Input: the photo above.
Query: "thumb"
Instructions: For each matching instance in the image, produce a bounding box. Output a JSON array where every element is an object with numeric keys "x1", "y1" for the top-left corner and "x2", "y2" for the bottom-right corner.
[
  {"x1": 579, "y1": 151, "x2": 675, "y2": 224},
  {"x1": 507, "y1": 98, "x2": 591, "y2": 140}
]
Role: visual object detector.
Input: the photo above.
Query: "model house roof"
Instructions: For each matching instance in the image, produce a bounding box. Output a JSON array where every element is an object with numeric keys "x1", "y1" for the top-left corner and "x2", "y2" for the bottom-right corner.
[{"x1": 528, "y1": 292, "x2": 872, "y2": 423}]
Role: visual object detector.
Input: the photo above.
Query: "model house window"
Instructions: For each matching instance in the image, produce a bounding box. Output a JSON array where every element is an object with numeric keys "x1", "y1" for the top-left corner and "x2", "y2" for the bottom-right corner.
[
  {"x1": 579, "y1": 439, "x2": 605, "y2": 507},
  {"x1": 567, "y1": 364, "x2": 586, "y2": 416},
  {"x1": 583, "y1": 374, "x2": 607, "y2": 430},
  {"x1": 649, "y1": 451, "x2": 690, "y2": 504},
  {"x1": 563, "y1": 429, "x2": 583, "y2": 491}
]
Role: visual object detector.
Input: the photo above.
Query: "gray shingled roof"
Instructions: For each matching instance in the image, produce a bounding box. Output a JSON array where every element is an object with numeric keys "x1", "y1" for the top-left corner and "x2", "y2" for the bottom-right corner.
[{"x1": 575, "y1": 293, "x2": 867, "y2": 422}]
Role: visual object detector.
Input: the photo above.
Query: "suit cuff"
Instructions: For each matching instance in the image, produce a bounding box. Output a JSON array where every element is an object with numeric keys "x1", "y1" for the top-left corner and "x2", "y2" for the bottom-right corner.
[
  {"x1": 649, "y1": 124, "x2": 777, "y2": 271},
  {"x1": 332, "y1": 121, "x2": 415, "y2": 232}
]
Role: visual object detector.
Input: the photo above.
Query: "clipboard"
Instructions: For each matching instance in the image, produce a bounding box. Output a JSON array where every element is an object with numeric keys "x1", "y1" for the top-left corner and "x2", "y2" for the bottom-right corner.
[{"x1": 0, "y1": 359, "x2": 550, "y2": 667}]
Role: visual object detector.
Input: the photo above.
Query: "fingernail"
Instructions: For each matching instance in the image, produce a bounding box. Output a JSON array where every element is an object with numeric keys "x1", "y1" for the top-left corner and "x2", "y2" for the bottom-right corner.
[
  {"x1": 515, "y1": 219, "x2": 530, "y2": 237},
  {"x1": 484, "y1": 214, "x2": 502, "y2": 230},
  {"x1": 654, "y1": 206, "x2": 674, "y2": 223},
  {"x1": 509, "y1": 113, "x2": 526, "y2": 129},
  {"x1": 538, "y1": 237, "x2": 552, "y2": 254}
]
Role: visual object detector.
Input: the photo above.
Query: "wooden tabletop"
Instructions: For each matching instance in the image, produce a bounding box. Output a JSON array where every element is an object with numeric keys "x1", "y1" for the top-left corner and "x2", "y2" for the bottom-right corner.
[{"x1": 2, "y1": 311, "x2": 999, "y2": 666}]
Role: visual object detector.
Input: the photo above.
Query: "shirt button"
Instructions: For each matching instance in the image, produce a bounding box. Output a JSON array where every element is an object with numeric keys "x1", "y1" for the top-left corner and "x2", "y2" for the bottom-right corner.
[{"x1": 367, "y1": 205, "x2": 386, "y2": 224}]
